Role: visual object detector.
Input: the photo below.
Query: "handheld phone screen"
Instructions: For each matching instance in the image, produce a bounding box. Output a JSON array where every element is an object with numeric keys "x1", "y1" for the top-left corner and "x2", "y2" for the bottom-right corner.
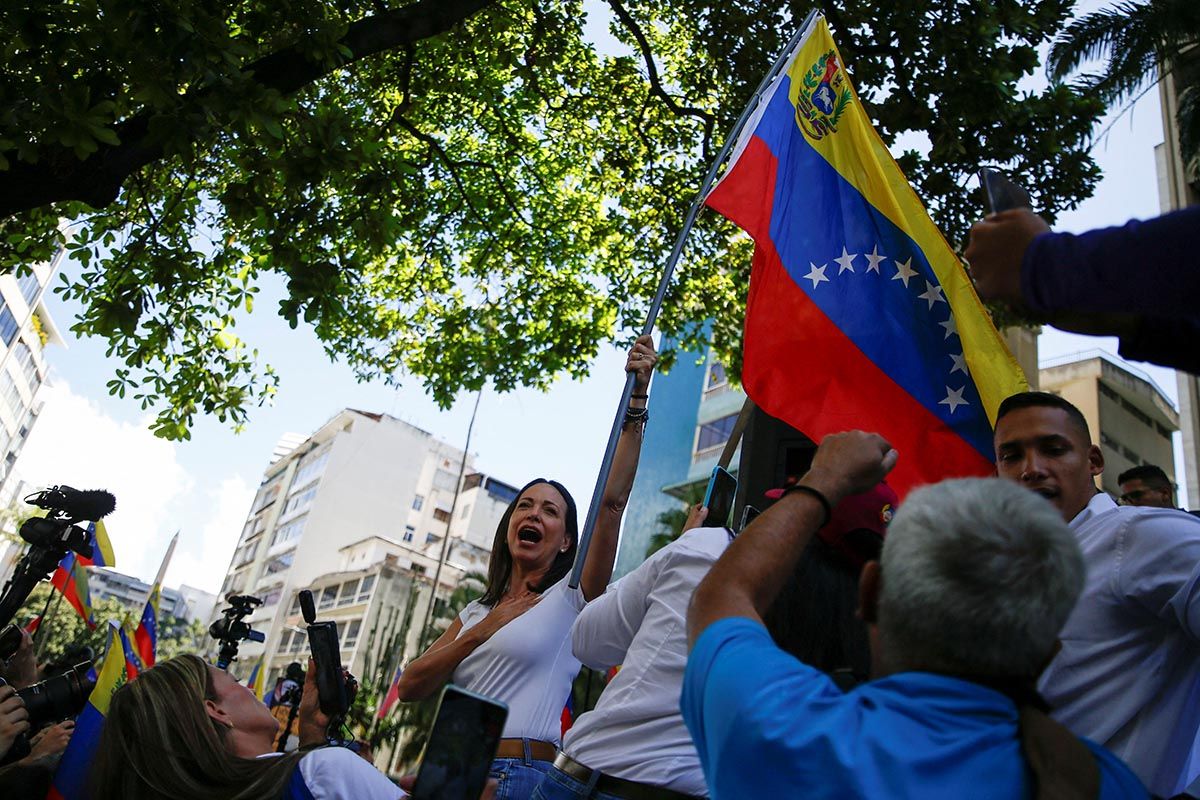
[
  {"x1": 703, "y1": 466, "x2": 738, "y2": 529},
  {"x1": 411, "y1": 685, "x2": 508, "y2": 800}
]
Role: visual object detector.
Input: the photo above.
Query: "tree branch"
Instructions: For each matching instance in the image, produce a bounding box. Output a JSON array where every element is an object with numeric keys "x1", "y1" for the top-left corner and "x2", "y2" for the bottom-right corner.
[
  {"x1": 0, "y1": 0, "x2": 497, "y2": 219},
  {"x1": 604, "y1": 0, "x2": 715, "y2": 161}
]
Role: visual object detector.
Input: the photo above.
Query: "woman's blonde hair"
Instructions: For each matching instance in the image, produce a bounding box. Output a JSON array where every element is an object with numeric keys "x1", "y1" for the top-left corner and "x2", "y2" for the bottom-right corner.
[{"x1": 90, "y1": 654, "x2": 301, "y2": 800}]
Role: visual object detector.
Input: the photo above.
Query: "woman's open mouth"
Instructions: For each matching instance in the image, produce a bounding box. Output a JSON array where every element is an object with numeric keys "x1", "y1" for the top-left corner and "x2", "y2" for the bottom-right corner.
[{"x1": 517, "y1": 527, "x2": 543, "y2": 544}]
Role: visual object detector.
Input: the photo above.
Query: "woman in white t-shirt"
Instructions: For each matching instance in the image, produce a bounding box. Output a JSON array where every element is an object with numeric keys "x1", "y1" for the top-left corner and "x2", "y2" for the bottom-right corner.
[{"x1": 395, "y1": 336, "x2": 656, "y2": 799}]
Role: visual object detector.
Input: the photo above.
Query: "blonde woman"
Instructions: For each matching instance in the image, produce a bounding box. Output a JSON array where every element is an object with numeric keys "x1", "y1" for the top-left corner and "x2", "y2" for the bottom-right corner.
[{"x1": 90, "y1": 655, "x2": 400, "y2": 800}]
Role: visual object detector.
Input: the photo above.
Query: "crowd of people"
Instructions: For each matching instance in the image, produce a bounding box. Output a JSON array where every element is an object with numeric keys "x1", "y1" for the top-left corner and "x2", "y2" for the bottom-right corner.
[{"x1": 1, "y1": 205, "x2": 1199, "y2": 799}]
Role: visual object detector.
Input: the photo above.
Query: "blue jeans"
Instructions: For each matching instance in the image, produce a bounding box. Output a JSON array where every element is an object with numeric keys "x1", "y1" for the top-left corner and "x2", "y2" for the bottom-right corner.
[
  {"x1": 490, "y1": 756, "x2": 553, "y2": 800},
  {"x1": 530, "y1": 764, "x2": 626, "y2": 800}
]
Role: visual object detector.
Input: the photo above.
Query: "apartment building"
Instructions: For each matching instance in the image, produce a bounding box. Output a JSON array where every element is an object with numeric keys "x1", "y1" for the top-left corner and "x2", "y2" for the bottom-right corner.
[
  {"x1": 1040, "y1": 352, "x2": 1179, "y2": 497},
  {"x1": 211, "y1": 409, "x2": 515, "y2": 688}
]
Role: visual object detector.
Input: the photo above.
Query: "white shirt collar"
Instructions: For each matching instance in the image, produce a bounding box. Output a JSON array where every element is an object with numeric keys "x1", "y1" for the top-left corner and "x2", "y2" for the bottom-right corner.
[{"x1": 1068, "y1": 490, "x2": 1117, "y2": 528}]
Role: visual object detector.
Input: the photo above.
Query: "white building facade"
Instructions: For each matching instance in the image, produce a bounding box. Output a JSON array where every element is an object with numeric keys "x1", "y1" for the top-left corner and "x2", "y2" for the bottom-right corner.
[{"x1": 210, "y1": 409, "x2": 516, "y2": 689}]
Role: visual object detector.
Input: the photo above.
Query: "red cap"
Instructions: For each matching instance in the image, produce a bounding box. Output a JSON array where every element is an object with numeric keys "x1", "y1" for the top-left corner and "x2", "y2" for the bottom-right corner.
[{"x1": 767, "y1": 480, "x2": 898, "y2": 569}]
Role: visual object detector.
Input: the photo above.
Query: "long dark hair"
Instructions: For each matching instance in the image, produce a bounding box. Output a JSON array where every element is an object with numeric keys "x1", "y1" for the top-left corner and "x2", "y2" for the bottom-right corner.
[
  {"x1": 90, "y1": 655, "x2": 301, "y2": 800},
  {"x1": 763, "y1": 533, "x2": 878, "y2": 685},
  {"x1": 479, "y1": 478, "x2": 579, "y2": 606}
]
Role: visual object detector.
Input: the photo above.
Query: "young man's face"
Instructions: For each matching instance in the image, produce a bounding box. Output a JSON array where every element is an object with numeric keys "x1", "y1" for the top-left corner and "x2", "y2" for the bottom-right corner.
[
  {"x1": 1118, "y1": 478, "x2": 1173, "y2": 509},
  {"x1": 993, "y1": 405, "x2": 1103, "y2": 522}
]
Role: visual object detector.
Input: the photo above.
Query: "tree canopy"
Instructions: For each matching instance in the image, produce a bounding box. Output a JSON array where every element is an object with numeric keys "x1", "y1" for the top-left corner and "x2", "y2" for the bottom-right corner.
[{"x1": 1, "y1": 0, "x2": 1103, "y2": 438}]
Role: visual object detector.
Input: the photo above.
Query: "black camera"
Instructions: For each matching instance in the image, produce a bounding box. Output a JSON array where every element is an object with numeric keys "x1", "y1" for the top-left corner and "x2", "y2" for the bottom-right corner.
[
  {"x1": 0, "y1": 486, "x2": 115, "y2": 638},
  {"x1": 298, "y1": 590, "x2": 357, "y2": 738},
  {"x1": 17, "y1": 662, "x2": 94, "y2": 726},
  {"x1": 209, "y1": 594, "x2": 265, "y2": 669}
]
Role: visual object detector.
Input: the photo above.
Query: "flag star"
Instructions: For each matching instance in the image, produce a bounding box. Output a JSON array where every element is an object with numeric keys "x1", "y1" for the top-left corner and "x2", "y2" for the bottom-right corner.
[
  {"x1": 865, "y1": 245, "x2": 886, "y2": 274},
  {"x1": 805, "y1": 262, "x2": 829, "y2": 288},
  {"x1": 939, "y1": 315, "x2": 959, "y2": 340},
  {"x1": 892, "y1": 257, "x2": 918, "y2": 287},
  {"x1": 918, "y1": 280, "x2": 946, "y2": 310},
  {"x1": 949, "y1": 352, "x2": 968, "y2": 375},
  {"x1": 834, "y1": 246, "x2": 857, "y2": 274},
  {"x1": 939, "y1": 385, "x2": 969, "y2": 414}
]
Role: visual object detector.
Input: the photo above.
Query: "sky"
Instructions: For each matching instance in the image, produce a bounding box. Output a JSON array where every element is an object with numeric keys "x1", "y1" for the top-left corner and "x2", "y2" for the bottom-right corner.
[{"x1": 13, "y1": 8, "x2": 1186, "y2": 595}]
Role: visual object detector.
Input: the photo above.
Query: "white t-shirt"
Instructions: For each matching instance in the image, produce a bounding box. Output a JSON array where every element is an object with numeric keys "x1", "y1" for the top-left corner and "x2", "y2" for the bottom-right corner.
[
  {"x1": 269, "y1": 747, "x2": 403, "y2": 799},
  {"x1": 453, "y1": 576, "x2": 587, "y2": 743},
  {"x1": 564, "y1": 526, "x2": 729, "y2": 795}
]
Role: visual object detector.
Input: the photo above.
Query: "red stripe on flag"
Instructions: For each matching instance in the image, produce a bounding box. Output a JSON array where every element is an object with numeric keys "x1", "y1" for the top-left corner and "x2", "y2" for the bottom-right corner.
[{"x1": 722, "y1": 136, "x2": 995, "y2": 495}]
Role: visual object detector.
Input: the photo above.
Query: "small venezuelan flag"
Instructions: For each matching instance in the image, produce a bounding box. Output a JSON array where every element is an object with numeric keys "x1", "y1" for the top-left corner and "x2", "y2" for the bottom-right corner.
[
  {"x1": 76, "y1": 520, "x2": 116, "y2": 569},
  {"x1": 705, "y1": 15, "x2": 1026, "y2": 495},
  {"x1": 247, "y1": 656, "x2": 268, "y2": 702},
  {"x1": 50, "y1": 553, "x2": 95, "y2": 629},
  {"x1": 134, "y1": 585, "x2": 159, "y2": 668}
]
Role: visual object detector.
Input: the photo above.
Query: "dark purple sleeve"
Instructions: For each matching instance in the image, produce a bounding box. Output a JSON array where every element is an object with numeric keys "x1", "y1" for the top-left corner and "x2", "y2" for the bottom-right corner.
[
  {"x1": 1021, "y1": 206, "x2": 1200, "y2": 318},
  {"x1": 1118, "y1": 318, "x2": 1200, "y2": 375}
]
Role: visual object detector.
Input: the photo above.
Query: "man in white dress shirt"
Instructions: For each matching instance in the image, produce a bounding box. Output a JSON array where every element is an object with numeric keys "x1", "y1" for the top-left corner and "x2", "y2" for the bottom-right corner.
[
  {"x1": 530, "y1": 485, "x2": 895, "y2": 800},
  {"x1": 994, "y1": 391, "x2": 1200, "y2": 797}
]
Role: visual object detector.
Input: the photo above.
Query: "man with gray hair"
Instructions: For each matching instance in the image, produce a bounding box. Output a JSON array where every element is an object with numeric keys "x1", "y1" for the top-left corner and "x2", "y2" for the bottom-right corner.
[{"x1": 684, "y1": 431, "x2": 1145, "y2": 799}]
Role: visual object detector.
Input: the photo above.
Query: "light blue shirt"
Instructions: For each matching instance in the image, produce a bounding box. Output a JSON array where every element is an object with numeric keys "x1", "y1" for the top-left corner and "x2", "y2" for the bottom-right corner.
[
  {"x1": 1039, "y1": 492, "x2": 1200, "y2": 796},
  {"x1": 682, "y1": 618, "x2": 1146, "y2": 799}
]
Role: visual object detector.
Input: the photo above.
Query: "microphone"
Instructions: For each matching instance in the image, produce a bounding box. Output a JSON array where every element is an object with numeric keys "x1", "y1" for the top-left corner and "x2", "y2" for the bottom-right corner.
[{"x1": 26, "y1": 486, "x2": 116, "y2": 521}]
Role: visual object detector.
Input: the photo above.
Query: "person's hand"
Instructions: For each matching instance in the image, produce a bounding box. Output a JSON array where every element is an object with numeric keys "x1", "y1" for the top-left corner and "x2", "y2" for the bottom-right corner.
[
  {"x1": 625, "y1": 334, "x2": 657, "y2": 391},
  {"x1": 802, "y1": 431, "x2": 898, "y2": 503},
  {"x1": 21, "y1": 719, "x2": 74, "y2": 763},
  {"x1": 4, "y1": 629, "x2": 39, "y2": 689},
  {"x1": 682, "y1": 504, "x2": 708, "y2": 533},
  {"x1": 398, "y1": 774, "x2": 498, "y2": 799},
  {"x1": 474, "y1": 591, "x2": 541, "y2": 640},
  {"x1": 964, "y1": 208, "x2": 1050, "y2": 307},
  {"x1": 0, "y1": 684, "x2": 30, "y2": 759},
  {"x1": 297, "y1": 658, "x2": 332, "y2": 749}
]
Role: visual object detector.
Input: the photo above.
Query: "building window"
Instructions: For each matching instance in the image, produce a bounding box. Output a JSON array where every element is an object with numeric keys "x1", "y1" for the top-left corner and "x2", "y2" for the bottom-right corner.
[
  {"x1": 426, "y1": 532, "x2": 441, "y2": 545},
  {"x1": 282, "y1": 486, "x2": 318, "y2": 517},
  {"x1": 11, "y1": 341, "x2": 36, "y2": 386},
  {"x1": 1120, "y1": 398, "x2": 1153, "y2": 428},
  {"x1": 705, "y1": 362, "x2": 728, "y2": 392},
  {"x1": 342, "y1": 619, "x2": 362, "y2": 648},
  {"x1": 290, "y1": 630, "x2": 307, "y2": 653},
  {"x1": 2, "y1": 375, "x2": 22, "y2": 417},
  {"x1": 271, "y1": 516, "x2": 306, "y2": 548},
  {"x1": 357, "y1": 575, "x2": 375, "y2": 602},
  {"x1": 403, "y1": 525, "x2": 415, "y2": 543},
  {"x1": 261, "y1": 585, "x2": 283, "y2": 607},
  {"x1": 432, "y1": 508, "x2": 451, "y2": 523},
  {"x1": 289, "y1": 594, "x2": 302, "y2": 616},
  {"x1": 695, "y1": 413, "x2": 739, "y2": 454},
  {"x1": 337, "y1": 579, "x2": 360, "y2": 606},
  {"x1": 265, "y1": 550, "x2": 294, "y2": 574},
  {"x1": 1156, "y1": 422, "x2": 1172, "y2": 438},
  {"x1": 291, "y1": 448, "x2": 330, "y2": 491},
  {"x1": 318, "y1": 586, "x2": 338, "y2": 610},
  {"x1": 1098, "y1": 382, "x2": 1119, "y2": 402},
  {"x1": 278, "y1": 630, "x2": 293, "y2": 654},
  {"x1": 16, "y1": 270, "x2": 40, "y2": 307},
  {"x1": 0, "y1": 306, "x2": 16, "y2": 347},
  {"x1": 412, "y1": 495, "x2": 424, "y2": 511}
]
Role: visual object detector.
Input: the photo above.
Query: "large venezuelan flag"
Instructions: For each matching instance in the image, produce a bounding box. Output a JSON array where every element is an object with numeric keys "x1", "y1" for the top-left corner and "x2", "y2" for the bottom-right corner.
[
  {"x1": 48, "y1": 622, "x2": 129, "y2": 800},
  {"x1": 134, "y1": 584, "x2": 159, "y2": 668},
  {"x1": 50, "y1": 553, "x2": 95, "y2": 629},
  {"x1": 706, "y1": 15, "x2": 1026, "y2": 494}
]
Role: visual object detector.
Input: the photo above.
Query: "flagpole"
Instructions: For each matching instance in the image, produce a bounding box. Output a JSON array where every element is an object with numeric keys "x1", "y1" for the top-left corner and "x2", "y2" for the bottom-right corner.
[{"x1": 570, "y1": 8, "x2": 820, "y2": 587}]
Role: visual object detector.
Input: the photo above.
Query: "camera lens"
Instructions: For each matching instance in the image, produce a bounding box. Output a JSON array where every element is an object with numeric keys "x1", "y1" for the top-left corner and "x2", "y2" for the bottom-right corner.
[{"x1": 17, "y1": 662, "x2": 94, "y2": 726}]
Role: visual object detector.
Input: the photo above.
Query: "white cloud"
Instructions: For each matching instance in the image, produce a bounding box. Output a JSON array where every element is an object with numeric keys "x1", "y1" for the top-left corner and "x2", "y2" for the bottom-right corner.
[
  {"x1": 166, "y1": 475, "x2": 255, "y2": 595},
  {"x1": 15, "y1": 381, "x2": 251, "y2": 594}
]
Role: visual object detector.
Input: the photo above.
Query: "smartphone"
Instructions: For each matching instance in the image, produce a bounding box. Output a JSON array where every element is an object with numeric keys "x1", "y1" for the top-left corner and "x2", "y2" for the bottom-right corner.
[
  {"x1": 703, "y1": 466, "x2": 738, "y2": 528},
  {"x1": 738, "y1": 504, "x2": 761, "y2": 531},
  {"x1": 298, "y1": 589, "x2": 351, "y2": 717},
  {"x1": 979, "y1": 167, "x2": 1032, "y2": 214},
  {"x1": 410, "y1": 685, "x2": 508, "y2": 800}
]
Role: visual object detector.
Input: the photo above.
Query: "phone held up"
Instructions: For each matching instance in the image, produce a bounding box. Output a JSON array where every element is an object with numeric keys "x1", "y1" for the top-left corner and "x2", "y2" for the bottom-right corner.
[
  {"x1": 298, "y1": 589, "x2": 357, "y2": 724},
  {"x1": 410, "y1": 685, "x2": 508, "y2": 800},
  {"x1": 979, "y1": 167, "x2": 1032, "y2": 215},
  {"x1": 703, "y1": 466, "x2": 738, "y2": 530}
]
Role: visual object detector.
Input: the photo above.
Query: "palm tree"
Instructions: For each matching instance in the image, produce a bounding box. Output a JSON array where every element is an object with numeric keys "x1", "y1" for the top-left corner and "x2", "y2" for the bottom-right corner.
[
  {"x1": 1047, "y1": 0, "x2": 1200, "y2": 164},
  {"x1": 645, "y1": 485, "x2": 707, "y2": 559}
]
